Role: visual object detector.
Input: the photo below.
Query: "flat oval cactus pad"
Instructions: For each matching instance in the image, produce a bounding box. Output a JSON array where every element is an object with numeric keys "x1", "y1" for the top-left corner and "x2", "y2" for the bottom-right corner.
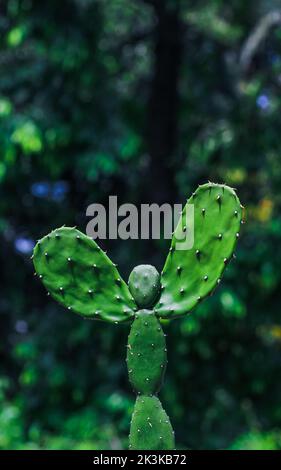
[
  {"x1": 154, "y1": 183, "x2": 243, "y2": 319},
  {"x1": 33, "y1": 227, "x2": 137, "y2": 323}
]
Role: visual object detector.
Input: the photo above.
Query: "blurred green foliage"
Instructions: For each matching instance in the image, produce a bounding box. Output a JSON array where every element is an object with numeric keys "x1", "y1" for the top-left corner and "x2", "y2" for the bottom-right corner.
[{"x1": 1, "y1": 0, "x2": 281, "y2": 450}]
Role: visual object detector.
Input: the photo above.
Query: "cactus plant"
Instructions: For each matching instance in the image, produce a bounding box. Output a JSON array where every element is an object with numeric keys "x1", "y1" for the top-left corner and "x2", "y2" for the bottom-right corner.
[{"x1": 33, "y1": 182, "x2": 243, "y2": 450}]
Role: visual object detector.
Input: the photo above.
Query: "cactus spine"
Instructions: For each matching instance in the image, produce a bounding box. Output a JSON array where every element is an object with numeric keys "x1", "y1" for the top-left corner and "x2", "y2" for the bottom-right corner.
[{"x1": 33, "y1": 182, "x2": 243, "y2": 450}]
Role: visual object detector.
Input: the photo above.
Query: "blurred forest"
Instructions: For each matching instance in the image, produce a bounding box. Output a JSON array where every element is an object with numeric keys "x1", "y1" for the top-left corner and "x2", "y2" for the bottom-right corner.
[{"x1": 1, "y1": 0, "x2": 281, "y2": 450}]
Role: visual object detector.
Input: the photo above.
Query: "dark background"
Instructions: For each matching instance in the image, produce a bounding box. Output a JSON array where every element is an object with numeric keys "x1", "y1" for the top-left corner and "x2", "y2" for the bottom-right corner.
[{"x1": 0, "y1": 0, "x2": 281, "y2": 450}]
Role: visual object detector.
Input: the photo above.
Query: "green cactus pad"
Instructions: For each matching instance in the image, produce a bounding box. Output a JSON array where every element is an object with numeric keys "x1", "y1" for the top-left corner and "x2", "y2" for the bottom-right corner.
[
  {"x1": 155, "y1": 183, "x2": 243, "y2": 319},
  {"x1": 129, "y1": 395, "x2": 175, "y2": 450},
  {"x1": 127, "y1": 310, "x2": 167, "y2": 395},
  {"x1": 33, "y1": 227, "x2": 136, "y2": 323},
  {"x1": 128, "y1": 265, "x2": 161, "y2": 308}
]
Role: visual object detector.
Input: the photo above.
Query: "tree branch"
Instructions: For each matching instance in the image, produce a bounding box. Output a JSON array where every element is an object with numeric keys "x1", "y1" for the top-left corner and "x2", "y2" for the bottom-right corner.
[{"x1": 239, "y1": 10, "x2": 281, "y2": 73}]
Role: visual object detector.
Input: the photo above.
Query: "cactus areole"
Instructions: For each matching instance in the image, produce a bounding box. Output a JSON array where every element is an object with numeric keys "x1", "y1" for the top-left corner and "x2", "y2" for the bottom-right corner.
[{"x1": 33, "y1": 183, "x2": 243, "y2": 450}]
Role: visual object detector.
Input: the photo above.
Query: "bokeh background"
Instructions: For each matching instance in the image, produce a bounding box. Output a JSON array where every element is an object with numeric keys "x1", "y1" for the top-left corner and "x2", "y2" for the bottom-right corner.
[{"x1": 1, "y1": 0, "x2": 281, "y2": 450}]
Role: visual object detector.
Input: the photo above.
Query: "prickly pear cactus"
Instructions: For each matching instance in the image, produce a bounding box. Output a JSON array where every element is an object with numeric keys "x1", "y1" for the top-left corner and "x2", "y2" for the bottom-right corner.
[
  {"x1": 154, "y1": 182, "x2": 242, "y2": 318},
  {"x1": 127, "y1": 307, "x2": 174, "y2": 449},
  {"x1": 33, "y1": 227, "x2": 136, "y2": 323},
  {"x1": 129, "y1": 396, "x2": 174, "y2": 450},
  {"x1": 128, "y1": 265, "x2": 161, "y2": 308},
  {"x1": 127, "y1": 309, "x2": 166, "y2": 395},
  {"x1": 33, "y1": 182, "x2": 243, "y2": 450}
]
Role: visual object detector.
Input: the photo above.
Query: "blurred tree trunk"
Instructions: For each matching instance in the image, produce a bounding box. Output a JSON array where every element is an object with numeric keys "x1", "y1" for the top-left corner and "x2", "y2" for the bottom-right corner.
[{"x1": 143, "y1": 0, "x2": 183, "y2": 204}]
